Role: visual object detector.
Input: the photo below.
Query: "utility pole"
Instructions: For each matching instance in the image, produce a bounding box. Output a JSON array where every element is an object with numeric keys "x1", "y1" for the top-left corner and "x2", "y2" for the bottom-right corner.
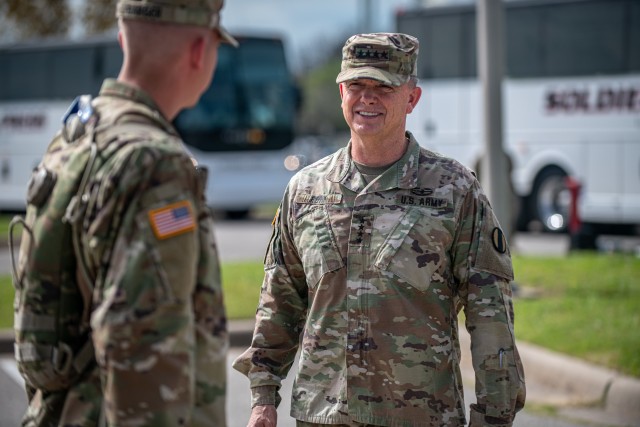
[{"x1": 476, "y1": 0, "x2": 513, "y2": 238}]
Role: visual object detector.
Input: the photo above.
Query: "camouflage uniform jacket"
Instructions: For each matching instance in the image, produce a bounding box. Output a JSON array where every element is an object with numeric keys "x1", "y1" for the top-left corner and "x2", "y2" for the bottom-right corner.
[
  {"x1": 26, "y1": 79, "x2": 227, "y2": 427},
  {"x1": 233, "y1": 133, "x2": 525, "y2": 427}
]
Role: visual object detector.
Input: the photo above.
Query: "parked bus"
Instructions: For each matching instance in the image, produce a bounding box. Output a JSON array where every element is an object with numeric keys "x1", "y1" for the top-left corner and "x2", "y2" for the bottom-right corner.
[
  {"x1": 397, "y1": 0, "x2": 640, "y2": 244},
  {"x1": 0, "y1": 34, "x2": 301, "y2": 218}
]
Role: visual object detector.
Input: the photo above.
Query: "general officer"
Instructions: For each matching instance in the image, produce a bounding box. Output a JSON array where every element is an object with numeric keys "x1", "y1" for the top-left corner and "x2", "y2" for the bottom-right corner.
[
  {"x1": 233, "y1": 33, "x2": 526, "y2": 427},
  {"x1": 17, "y1": 0, "x2": 237, "y2": 425}
]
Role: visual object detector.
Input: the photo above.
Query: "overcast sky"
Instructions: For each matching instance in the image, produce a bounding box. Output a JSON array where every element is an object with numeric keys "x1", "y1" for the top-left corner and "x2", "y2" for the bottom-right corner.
[{"x1": 220, "y1": 0, "x2": 421, "y2": 71}]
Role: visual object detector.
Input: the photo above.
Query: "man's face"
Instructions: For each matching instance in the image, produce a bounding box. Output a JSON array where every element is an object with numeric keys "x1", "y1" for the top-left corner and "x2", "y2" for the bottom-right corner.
[{"x1": 339, "y1": 78, "x2": 420, "y2": 140}]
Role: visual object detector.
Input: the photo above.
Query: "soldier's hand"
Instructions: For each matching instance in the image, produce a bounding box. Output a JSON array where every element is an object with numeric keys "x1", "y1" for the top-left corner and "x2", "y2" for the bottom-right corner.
[{"x1": 247, "y1": 404, "x2": 277, "y2": 427}]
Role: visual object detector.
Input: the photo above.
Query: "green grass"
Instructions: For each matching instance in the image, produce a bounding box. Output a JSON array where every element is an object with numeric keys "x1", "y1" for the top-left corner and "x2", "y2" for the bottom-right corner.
[
  {"x1": 512, "y1": 253, "x2": 640, "y2": 378},
  {"x1": 0, "y1": 275, "x2": 13, "y2": 329},
  {"x1": 220, "y1": 262, "x2": 264, "y2": 319},
  {"x1": 1, "y1": 253, "x2": 639, "y2": 378},
  {"x1": 0, "y1": 215, "x2": 16, "y2": 246},
  {"x1": 0, "y1": 262, "x2": 265, "y2": 324}
]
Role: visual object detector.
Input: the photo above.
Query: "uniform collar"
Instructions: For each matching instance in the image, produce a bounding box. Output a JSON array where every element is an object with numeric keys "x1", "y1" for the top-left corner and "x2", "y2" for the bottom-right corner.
[
  {"x1": 99, "y1": 78, "x2": 176, "y2": 134},
  {"x1": 327, "y1": 131, "x2": 420, "y2": 192}
]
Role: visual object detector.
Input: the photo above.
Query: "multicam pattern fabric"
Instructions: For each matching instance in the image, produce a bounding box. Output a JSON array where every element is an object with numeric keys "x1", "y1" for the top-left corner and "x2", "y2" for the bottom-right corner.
[
  {"x1": 116, "y1": 0, "x2": 238, "y2": 46},
  {"x1": 233, "y1": 133, "x2": 526, "y2": 426},
  {"x1": 336, "y1": 33, "x2": 418, "y2": 87},
  {"x1": 19, "y1": 79, "x2": 227, "y2": 426}
]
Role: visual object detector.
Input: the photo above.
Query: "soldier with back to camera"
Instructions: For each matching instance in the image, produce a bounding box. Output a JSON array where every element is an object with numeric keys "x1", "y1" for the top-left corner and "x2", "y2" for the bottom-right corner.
[{"x1": 12, "y1": 0, "x2": 236, "y2": 425}]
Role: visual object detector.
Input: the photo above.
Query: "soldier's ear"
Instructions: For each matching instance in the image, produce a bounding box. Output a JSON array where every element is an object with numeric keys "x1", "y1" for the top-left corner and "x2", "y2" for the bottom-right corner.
[
  {"x1": 407, "y1": 86, "x2": 422, "y2": 114},
  {"x1": 117, "y1": 31, "x2": 124, "y2": 49},
  {"x1": 189, "y1": 35, "x2": 206, "y2": 70}
]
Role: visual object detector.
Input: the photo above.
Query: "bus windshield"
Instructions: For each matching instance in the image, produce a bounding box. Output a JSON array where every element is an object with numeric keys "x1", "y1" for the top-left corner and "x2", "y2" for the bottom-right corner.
[{"x1": 174, "y1": 36, "x2": 298, "y2": 152}]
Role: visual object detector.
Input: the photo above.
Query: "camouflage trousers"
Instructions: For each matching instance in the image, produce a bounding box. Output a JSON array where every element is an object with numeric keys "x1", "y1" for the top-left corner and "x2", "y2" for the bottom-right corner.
[{"x1": 296, "y1": 421, "x2": 377, "y2": 427}]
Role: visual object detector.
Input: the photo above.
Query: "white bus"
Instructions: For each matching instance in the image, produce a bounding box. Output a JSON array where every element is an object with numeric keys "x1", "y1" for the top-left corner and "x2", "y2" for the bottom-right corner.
[
  {"x1": 0, "y1": 34, "x2": 301, "y2": 218},
  {"x1": 397, "y1": 0, "x2": 640, "y2": 244}
]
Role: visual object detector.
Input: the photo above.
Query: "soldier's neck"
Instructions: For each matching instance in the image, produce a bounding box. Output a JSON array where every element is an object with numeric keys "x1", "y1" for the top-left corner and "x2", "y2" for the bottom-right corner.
[{"x1": 350, "y1": 131, "x2": 408, "y2": 167}]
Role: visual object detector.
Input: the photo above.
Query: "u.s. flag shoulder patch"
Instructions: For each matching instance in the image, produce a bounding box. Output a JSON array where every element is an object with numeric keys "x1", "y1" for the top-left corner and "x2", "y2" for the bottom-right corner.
[{"x1": 148, "y1": 200, "x2": 196, "y2": 240}]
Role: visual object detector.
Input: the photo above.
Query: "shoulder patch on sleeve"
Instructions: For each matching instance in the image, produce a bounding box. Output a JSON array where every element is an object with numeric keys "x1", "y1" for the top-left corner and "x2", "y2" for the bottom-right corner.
[
  {"x1": 473, "y1": 203, "x2": 514, "y2": 281},
  {"x1": 491, "y1": 227, "x2": 508, "y2": 254},
  {"x1": 148, "y1": 200, "x2": 196, "y2": 240}
]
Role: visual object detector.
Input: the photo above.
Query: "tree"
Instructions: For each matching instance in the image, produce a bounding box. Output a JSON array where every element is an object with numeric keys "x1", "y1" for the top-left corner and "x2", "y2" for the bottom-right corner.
[
  {"x1": 298, "y1": 57, "x2": 349, "y2": 135},
  {"x1": 2, "y1": 0, "x2": 71, "y2": 39},
  {"x1": 82, "y1": 0, "x2": 117, "y2": 35},
  {"x1": 0, "y1": 0, "x2": 117, "y2": 42}
]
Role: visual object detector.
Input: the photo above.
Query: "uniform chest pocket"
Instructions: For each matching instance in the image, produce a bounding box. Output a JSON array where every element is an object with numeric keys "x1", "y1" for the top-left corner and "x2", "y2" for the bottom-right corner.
[
  {"x1": 374, "y1": 208, "x2": 450, "y2": 293},
  {"x1": 294, "y1": 205, "x2": 344, "y2": 289}
]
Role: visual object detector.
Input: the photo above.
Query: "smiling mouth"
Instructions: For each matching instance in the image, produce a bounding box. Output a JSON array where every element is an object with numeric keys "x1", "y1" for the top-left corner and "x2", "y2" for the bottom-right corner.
[{"x1": 357, "y1": 111, "x2": 382, "y2": 117}]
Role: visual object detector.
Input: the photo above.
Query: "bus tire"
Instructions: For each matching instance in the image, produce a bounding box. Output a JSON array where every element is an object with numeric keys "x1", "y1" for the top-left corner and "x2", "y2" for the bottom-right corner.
[
  {"x1": 570, "y1": 223, "x2": 598, "y2": 250},
  {"x1": 515, "y1": 197, "x2": 532, "y2": 232},
  {"x1": 225, "y1": 209, "x2": 251, "y2": 220},
  {"x1": 530, "y1": 167, "x2": 570, "y2": 233}
]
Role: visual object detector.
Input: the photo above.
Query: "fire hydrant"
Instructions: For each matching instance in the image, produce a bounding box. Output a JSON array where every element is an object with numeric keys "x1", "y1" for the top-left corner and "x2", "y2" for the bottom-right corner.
[{"x1": 565, "y1": 176, "x2": 589, "y2": 250}]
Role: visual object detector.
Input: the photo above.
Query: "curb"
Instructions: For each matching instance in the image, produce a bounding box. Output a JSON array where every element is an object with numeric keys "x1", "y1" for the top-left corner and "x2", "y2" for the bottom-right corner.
[{"x1": 517, "y1": 339, "x2": 640, "y2": 425}]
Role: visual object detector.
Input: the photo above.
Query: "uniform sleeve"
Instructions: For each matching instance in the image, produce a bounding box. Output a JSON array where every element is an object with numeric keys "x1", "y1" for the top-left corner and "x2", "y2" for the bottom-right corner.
[
  {"x1": 232, "y1": 185, "x2": 308, "y2": 408},
  {"x1": 451, "y1": 180, "x2": 526, "y2": 426},
  {"x1": 191, "y1": 166, "x2": 227, "y2": 427},
  {"x1": 89, "y1": 148, "x2": 204, "y2": 426}
]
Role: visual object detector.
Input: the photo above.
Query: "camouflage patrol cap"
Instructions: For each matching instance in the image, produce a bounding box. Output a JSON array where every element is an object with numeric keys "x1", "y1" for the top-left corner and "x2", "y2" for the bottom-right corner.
[
  {"x1": 336, "y1": 33, "x2": 418, "y2": 86},
  {"x1": 116, "y1": 0, "x2": 238, "y2": 47}
]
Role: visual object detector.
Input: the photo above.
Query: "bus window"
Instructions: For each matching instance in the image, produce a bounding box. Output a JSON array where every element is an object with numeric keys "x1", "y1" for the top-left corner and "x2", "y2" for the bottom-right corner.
[
  {"x1": 174, "y1": 37, "x2": 297, "y2": 153},
  {"x1": 507, "y1": 8, "x2": 543, "y2": 78},
  {"x1": 544, "y1": 1, "x2": 626, "y2": 77},
  {"x1": 629, "y1": 1, "x2": 640, "y2": 72},
  {"x1": 51, "y1": 47, "x2": 97, "y2": 99}
]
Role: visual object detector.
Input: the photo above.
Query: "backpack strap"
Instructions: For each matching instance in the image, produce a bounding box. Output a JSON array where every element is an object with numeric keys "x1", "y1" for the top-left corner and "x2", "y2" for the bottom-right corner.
[
  {"x1": 8, "y1": 216, "x2": 31, "y2": 290},
  {"x1": 63, "y1": 101, "x2": 175, "y2": 330}
]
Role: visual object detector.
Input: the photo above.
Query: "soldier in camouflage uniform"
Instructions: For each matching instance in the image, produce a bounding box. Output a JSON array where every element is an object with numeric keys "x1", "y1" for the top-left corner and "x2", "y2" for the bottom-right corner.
[
  {"x1": 17, "y1": 0, "x2": 237, "y2": 425},
  {"x1": 233, "y1": 33, "x2": 526, "y2": 427}
]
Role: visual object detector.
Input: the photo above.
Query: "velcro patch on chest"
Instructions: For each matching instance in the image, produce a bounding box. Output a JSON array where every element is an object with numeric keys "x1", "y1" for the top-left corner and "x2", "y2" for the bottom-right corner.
[
  {"x1": 395, "y1": 194, "x2": 448, "y2": 208},
  {"x1": 148, "y1": 200, "x2": 196, "y2": 239},
  {"x1": 295, "y1": 193, "x2": 343, "y2": 204}
]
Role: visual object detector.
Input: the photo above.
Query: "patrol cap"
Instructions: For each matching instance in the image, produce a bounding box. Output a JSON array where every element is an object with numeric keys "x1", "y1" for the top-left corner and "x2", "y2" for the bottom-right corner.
[
  {"x1": 336, "y1": 33, "x2": 418, "y2": 86},
  {"x1": 116, "y1": 0, "x2": 238, "y2": 47}
]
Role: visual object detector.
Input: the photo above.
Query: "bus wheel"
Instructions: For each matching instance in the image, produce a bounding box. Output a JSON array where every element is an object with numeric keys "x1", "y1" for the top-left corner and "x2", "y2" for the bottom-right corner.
[
  {"x1": 225, "y1": 209, "x2": 251, "y2": 220},
  {"x1": 531, "y1": 167, "x2": 570, "y2": 233}
]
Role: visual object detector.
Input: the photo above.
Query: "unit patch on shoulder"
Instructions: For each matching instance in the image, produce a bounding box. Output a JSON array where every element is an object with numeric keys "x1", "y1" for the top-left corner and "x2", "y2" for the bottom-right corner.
[
  {"x1": 149, "y1": 200, "x2": 196, "y2": 240},
  {"x1": 491, "y1": 227, "x2": 508, "y2": 254}
]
